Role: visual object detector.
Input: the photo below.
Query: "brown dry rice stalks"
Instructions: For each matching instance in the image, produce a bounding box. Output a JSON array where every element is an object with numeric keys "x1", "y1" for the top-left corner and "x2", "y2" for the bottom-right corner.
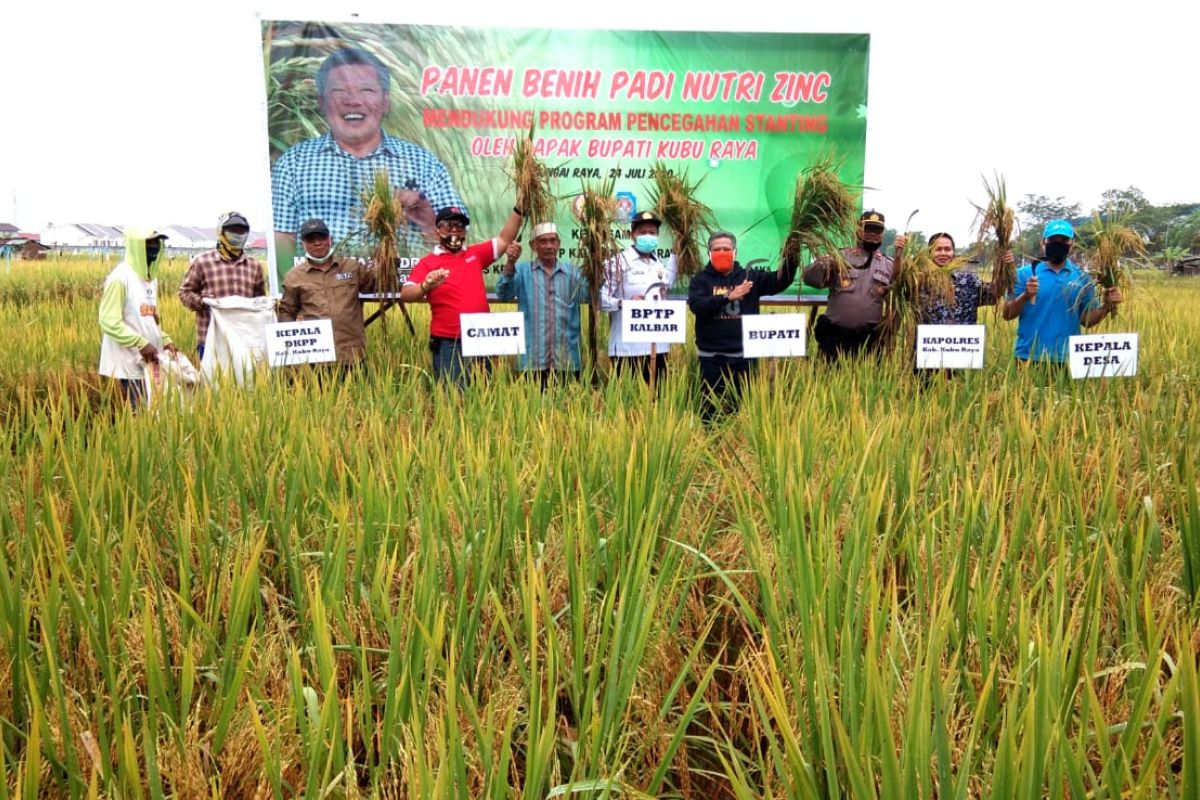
[
  {"x1": 786, "y1": 152, "x2": 859, "y2": 287},
  {"x1": 973, "y1": 173, "x2": 1016, "y2": 299},
  {"x1": 510, "y1": 128, "x2": 557, "y2": 229},
  {"x1": 577, "y1": 176, "x2": 621, "y2": 375},
  {"x1": 645, "y1": 161, "x2": 715, "y2": 278}
]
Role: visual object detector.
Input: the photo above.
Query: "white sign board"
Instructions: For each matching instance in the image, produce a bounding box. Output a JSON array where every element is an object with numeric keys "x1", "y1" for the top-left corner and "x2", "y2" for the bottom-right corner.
[
  {"x1": 460, "y1": 312, "x2": 526, "y2": 357},
  {"x1": 742, "y1": 314, "x2": 808, "y2": 358},
  {"x1": 1069, "y1": 333, "x2": 1138, "y2": 379},
  {"x1": 621, "y1": 300, "x2": 688, "y2": 344},
  {"x1": 266, "y1": 319, "x2": 337, "y2": 366},
  {"x1": 915, "y1": 325, "x2": 986, "y2": 370}
]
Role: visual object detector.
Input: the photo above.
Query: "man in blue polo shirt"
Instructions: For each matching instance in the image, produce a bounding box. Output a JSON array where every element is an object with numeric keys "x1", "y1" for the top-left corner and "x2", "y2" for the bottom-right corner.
[{"x1": 1002, "y1": 219, "x2": 1122, "y2": 363}]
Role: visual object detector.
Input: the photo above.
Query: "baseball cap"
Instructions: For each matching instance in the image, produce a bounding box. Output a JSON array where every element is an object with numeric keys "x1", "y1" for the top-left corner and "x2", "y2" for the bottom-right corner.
[
  {"x1": 435, "y1": 207, "x2": 470, "y2": 226},
  {"x1": 299, "y1": 218, "x2": 330, "y2": 239},
  {"x1": 1043, "y1": 219, "x2": 1075, "y2": 239},
  {"x1": 218, "y1": 211, "x2": 249, "y2": 230}
]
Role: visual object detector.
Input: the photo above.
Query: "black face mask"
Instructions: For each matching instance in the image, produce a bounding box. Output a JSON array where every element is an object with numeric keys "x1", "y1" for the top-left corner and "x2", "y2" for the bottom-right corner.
[
  {"x1": 859, "y1": 239, "x2": 881, "y2": 254},
  {"x1": 439, "y1": 233, "x2": 465, "y2": 252},
  {"x1": 145, "y1": 241, "x2": 162, "y2": 263},
  {"x1": 1045, "y1": 241, "x2": 1071, "y2": 264}
]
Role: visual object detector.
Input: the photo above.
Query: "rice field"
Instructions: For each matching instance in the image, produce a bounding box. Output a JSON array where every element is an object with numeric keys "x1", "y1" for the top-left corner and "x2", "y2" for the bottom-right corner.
[{"x1": 1, "y1": 256, "x2": 1198, "y2": 798}]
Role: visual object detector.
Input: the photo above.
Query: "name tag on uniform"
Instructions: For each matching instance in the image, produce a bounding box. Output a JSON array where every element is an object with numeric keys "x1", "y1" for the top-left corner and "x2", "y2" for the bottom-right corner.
[{"x1": 266, "y1": 320, "x2": 337, "y2": 365}]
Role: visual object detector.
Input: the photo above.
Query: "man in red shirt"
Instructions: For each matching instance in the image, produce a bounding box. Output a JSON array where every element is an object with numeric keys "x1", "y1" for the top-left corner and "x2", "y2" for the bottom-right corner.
[{"x1": 402, "y1": 204, "x2": 522, "y2": 385}]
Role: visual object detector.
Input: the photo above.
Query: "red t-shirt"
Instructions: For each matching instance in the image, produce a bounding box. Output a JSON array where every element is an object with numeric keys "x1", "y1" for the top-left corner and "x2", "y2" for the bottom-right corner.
[{"x1": 407, "y1": 239, "x2": 499, "y2": 339}]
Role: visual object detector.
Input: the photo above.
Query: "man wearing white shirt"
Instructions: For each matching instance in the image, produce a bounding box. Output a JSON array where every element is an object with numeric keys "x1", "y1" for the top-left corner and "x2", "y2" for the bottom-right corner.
[{"x1": 599, "y1": 210, "x2": 678, "y2": 382}]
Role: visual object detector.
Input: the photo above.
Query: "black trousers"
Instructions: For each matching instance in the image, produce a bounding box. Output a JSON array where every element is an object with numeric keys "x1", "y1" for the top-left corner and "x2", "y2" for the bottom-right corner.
[
  {"x1": 698, "y1": 354, "x2": 753, "y2": 421},
  {"x1": 814, "y1": 315, "x2": 880, "y2": 362}
]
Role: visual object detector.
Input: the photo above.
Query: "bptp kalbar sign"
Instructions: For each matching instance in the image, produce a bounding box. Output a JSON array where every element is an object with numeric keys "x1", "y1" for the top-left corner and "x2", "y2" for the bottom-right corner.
[
  {"x1": 266, "y1": 319, "x2": 337, "y2": 366},
  {"x1": 915, "y1": 325, "x2": 986, "y2": 370},
  {"x1": 621, "y1": 300, "x2": 688, "y2": 344},
  {"x1": 1069, "y1": 333, "x2": 1138, "y2": 379},
  {"x1": 460, "y1": 312, "x2": 526, "y2": 356},
  {"x1": 741, "y1": 313, "x2": 808, "y2": 357}
]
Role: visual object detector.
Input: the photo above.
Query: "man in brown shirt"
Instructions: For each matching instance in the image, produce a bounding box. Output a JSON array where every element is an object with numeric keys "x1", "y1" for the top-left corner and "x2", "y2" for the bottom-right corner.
[
  {"x1": 803, "y1": 209, "x2": 907, "y2": 361},
  {"x1": 178, "y1": 211, "x2": 266, "y2": 358},
  {"x1": 278, "y1": 218, "x2": 376, "y2": 365}
]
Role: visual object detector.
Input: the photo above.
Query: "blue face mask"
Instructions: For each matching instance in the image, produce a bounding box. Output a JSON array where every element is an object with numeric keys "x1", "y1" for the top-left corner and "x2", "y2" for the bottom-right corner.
[{"x1": 634, "y1": 234, "x2": 658, "y2": 254}]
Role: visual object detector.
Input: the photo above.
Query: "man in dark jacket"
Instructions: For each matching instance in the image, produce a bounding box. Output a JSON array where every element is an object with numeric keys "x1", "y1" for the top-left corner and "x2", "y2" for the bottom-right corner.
[{"x1": 687, "y1": 230, "x2": 800, "y2": 420}]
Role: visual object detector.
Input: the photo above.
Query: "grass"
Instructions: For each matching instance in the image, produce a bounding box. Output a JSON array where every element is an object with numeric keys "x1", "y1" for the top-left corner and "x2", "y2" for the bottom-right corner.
[{"x1": 1, "y1": 256, "x2": 1198, "y2": 797}]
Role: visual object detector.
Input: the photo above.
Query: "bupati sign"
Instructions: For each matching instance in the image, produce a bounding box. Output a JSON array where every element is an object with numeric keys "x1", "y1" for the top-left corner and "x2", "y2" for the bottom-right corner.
[
  {"x1": 742, "y1": 313, "x2": 808, "y2": 357},
  {"x1": 262, "y1": 22, "x2": 870, "y2": 286}
]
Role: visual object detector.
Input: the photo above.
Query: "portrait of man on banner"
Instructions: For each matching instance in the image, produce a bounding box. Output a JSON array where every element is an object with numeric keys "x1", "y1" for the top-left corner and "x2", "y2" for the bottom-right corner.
[{"x1": 266, "y1": 24, "x2": 468, "y2": 279}]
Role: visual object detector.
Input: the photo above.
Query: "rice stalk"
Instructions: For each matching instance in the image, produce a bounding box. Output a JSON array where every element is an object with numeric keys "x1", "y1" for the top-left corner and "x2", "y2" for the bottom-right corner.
[
  {"x1": 360, "y1": 169, "x2": 415, "y2": 333},
  {"x1": 785, "y1": 152, "x2": 859, "y2": 288},
  {"x1": 972, "y1": 174, "x2": 1016, "y2": 298},
  {"x1": 577, "y1": 176, "x2": 620, "y2": 375},
  {"x1": 509, "y1": 127, "x2": 556, "y2": 228},
  {"x1": 644, "y1": 162, "x2": 715, "y2": 278},
  {"x1": 1082, "y1": 210, "x2": 1146, "y2": 292}
]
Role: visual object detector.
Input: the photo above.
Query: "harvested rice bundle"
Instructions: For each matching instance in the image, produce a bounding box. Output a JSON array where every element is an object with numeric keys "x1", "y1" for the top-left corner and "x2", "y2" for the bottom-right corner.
[
  {"x1": 973, "y1": 174, "x2": 1017, "y2": 299},
  {"x1": 360, "y1": 168, "x2": 414, "y2": 332},
  {"x1": 786, "y1": 153, "x2": 859, "y2": 286},
  {"x1": 645, "y1": 162, "x2": 715, "y2": 277},
  {"x1": 510, "y1": 128, "x2": 556, "y2": 228},
  {"x1": 1082, "y1": 210, "x2": 1145, "y2": 298},
  {"x1": 577, "y1": 176, "x2": 621, "y2": 372}
]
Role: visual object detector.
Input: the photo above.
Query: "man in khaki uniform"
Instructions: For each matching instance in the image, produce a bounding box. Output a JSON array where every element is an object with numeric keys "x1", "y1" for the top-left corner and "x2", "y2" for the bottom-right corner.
[
  {"x1": 278, "y1": 218, "x2": 376, "y2": 367},
  {"x1": 803, "y1": 209, "x2": 907, "y2": 361}
]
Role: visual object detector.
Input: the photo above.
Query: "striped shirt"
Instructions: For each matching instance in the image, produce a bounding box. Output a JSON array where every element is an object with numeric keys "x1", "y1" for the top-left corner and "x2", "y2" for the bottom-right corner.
[
  {"x1": 178, "y1": 250, "x2": 266, "y2": 344},
  {"x1": 271, "y1": 132, "x2": 465, "y2": 256},
  {"x1": 496, "y1": 260, "x2": 589, "y2": 371}
]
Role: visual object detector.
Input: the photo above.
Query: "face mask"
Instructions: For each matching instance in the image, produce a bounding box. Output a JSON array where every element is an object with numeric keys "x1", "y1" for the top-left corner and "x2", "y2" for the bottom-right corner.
[
  {"x1": 634, "y1": 234, "x2": 658, "y2": 255},
  {"x1": 145, "y1": 242, "x2": 162, "y2": 263},
  {"x1": 305, "y1": 250, "x2": 333, "y2": 265},
  {"x1": 1045, "y1": 240, "x2": 1071, "y2": 264},
  {"x1": 859, "y1": 239, "x2": 881, "y2": 254},
  {"x1": 439, "y1": 233, "x2": 464, "y2": 252},
  {"x1": 711, "y1": 250, "x2": 735, "y2": 273},
  {"x1": 224, "y1": 231, "x2": 248, "y2": 248}
]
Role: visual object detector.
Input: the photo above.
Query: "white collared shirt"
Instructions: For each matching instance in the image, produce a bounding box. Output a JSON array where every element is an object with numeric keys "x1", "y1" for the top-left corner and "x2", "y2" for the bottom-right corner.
[{"x1": 599, "y1": 245, "x2": 678, "y2": 356}]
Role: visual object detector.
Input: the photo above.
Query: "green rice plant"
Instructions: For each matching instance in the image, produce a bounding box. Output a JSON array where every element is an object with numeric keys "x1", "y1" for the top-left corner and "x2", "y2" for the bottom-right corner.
[{"x1": 0, "y1": 259, "x2": 1198, "y2": 795}]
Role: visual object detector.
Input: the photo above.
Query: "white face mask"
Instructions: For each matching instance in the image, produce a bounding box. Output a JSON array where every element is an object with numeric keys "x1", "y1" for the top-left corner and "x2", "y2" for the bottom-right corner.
[
  {"x1": 224, "y1": 231, "x2": 248, "y2": 248},
  {"x1": 305, "y1": 250, "x2": 333, "y2": 265}
]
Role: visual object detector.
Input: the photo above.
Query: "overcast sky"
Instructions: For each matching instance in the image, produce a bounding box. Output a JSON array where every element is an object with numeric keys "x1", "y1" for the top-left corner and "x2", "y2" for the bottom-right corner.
[{"x1": 2, "y1": 0, "x2": 1195, "y2": 245}]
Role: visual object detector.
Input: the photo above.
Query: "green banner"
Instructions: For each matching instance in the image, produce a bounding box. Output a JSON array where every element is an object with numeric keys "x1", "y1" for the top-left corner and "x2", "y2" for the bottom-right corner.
[{"x1": 263, "y1": 21, "x2": 870, "y2": 287}]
